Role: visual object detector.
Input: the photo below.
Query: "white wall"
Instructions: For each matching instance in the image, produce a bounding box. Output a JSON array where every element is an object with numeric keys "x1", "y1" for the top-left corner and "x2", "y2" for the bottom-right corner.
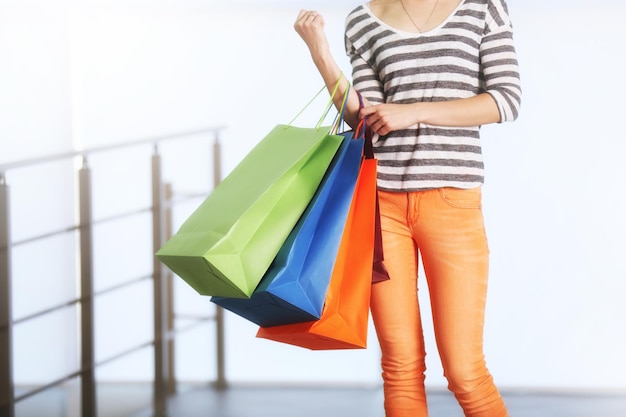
[
  {"x1": 479, "y1": 1, "x2": 626, "y2": 390},
  {"x1": 1, "y1": 0, "x2": 625, "y2": 392}
]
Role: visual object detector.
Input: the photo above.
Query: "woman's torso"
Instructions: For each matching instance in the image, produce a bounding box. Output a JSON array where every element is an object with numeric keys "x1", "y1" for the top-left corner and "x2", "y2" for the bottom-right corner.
[{"x1": 345, "y1": 0, "x2": 509, "y2": 191}]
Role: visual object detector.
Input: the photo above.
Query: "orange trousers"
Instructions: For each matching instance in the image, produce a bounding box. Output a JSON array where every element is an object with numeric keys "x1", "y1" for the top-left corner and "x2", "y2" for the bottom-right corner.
[{"x1": 372, "y1": 187, "x2": 508, "y2": 417}]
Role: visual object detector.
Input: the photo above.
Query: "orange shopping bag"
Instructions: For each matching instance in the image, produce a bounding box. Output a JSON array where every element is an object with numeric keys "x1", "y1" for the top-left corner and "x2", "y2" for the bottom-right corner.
[{"x1": 256, "y1": 155, "x2": 377, "y2": 350}]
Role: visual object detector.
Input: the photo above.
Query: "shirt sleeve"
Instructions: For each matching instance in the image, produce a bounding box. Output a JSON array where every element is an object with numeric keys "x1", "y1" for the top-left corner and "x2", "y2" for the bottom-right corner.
[
  {"x1": 344, "y1": 27, "x2": 385, "y2": 105},
  {"x1": 480, "y1": 0, "x2": 522, "y2": 122}
]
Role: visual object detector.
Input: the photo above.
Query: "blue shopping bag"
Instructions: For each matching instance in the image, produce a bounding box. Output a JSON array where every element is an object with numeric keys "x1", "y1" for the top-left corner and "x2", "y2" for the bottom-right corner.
[{"x1": 212, "y1": 131, "x2": 364, "y2": 326}]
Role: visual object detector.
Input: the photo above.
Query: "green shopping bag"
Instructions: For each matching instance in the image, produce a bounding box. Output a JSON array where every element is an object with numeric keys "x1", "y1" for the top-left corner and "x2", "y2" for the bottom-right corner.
[{"x1": 156, "y1": 84, "x2": 345, "y2": 299}]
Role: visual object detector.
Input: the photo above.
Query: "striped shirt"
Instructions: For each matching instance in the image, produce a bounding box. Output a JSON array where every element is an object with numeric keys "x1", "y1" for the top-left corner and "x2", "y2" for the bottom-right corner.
[{"x1": 345, "y1": 0, "x2": 521, "y2": 191}]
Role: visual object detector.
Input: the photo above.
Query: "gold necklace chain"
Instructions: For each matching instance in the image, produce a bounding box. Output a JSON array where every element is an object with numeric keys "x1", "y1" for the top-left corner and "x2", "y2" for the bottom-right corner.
[{"x1": 400, "y1": 0, "x2": 440, "y2": 33}]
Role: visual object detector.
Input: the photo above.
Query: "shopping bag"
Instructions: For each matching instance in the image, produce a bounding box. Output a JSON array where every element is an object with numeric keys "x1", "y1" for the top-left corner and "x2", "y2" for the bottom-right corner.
[
  {"x1": 211, "y1": 132, "x2": 364, "y2": 326},
  {"x1": 367, "y1": 129, "x2": 390, "y2": 283},
  {"x1": 255, "y1": 154, "x2": 378, "y2": 349},
  {"x1": 156, "y1": 85, "x2": 346, "y2": 299}
]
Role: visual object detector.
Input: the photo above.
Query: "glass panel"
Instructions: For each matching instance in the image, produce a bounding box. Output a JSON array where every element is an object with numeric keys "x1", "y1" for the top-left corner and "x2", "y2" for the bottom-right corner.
[
  {"x1": 11, "y1": 232, "x2": 78, "y2": 321},
  {"x1": 13, "y1": 305, "x2": 79, "y2": 385},
  {"x1": 94, "y1": 279, "x2": 153, "y2": 366},
  {"x1": 174, "y1": 320, "x2": 216, "y2": 382},
  {"x1": 173, "y1": 278, "x2": 214, "y2": 318},
  {"x1": 92, "y1": 212, "x2": 152, "y2": 293}
]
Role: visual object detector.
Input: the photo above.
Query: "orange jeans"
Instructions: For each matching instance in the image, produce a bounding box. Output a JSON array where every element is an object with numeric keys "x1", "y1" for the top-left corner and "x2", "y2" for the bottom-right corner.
[{"x1": 372, "y1": 187, "x2": 508, "y2": 417}]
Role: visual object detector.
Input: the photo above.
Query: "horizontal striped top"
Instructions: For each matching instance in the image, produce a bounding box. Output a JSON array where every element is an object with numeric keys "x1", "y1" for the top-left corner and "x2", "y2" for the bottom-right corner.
[{"x1": 345, "y1": 0, "x2": 521, "y2": 191}]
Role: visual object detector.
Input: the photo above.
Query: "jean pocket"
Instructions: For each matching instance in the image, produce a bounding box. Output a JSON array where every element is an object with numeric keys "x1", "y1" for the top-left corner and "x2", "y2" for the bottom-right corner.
[{"x1": 438, "y1": 187, "x2": 482, "y2": 209}]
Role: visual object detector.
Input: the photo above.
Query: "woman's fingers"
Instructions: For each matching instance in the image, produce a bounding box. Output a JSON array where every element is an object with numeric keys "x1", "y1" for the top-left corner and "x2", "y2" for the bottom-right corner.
[
  {"x1": 294, "y1": 10, "x2": 329, "y2": 54},
  {"x1": 295, "y1": 10, "x2": 323, "y2": 27},
  {"x1": 361, "y1": 107, "x2": 381, "y2": 129},
  {"x1": 363, "y1": 112, "x2": 384, "y2": 135},
  {"x1": 361, "y1": 106, "x2": 392, "y2": 136},
  {"x1": 295, "y1": 10, "x2": 313, "y2": 33}
]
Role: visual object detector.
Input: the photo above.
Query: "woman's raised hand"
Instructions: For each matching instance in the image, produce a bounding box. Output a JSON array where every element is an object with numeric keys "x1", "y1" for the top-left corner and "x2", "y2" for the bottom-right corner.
[{"x1": 294, "y1": 10, "x2": 331, "y2": 58}]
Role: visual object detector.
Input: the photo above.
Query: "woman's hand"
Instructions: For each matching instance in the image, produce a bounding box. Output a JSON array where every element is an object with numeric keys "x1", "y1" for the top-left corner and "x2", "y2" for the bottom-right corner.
[
  {"x1": 360, "y1": 103, "x2": 421, "y2": 136},
  {"x1": 294, "y1": 10, "x2": 331, "y2": 59},
  {"x1": 293, "y1": 10, "x2": 361, "y2": 129}
]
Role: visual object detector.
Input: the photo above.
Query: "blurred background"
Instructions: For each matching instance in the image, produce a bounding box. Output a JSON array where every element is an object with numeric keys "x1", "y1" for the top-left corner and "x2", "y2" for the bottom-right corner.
[{"x1": 1, "y1": 0, "x2": 625, "y2": 415}]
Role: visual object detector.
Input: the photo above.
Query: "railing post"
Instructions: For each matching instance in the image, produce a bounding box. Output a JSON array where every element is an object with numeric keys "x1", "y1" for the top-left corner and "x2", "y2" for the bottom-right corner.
[
  {"x1": 78, "y1": 158, "x2": 97, "y2": 417},
  {"x1": 212, "y1": 133, "x2": 227, "y2": 390},
  {"x1": 164, "y1": 183, "x2": 176, "y2": 396},
  {"x1": 152, "y1": 147, "x2": 170, "y2": 416},
  {"x1": 0, "y1": 173, "x2": 15, "y2": 417}
]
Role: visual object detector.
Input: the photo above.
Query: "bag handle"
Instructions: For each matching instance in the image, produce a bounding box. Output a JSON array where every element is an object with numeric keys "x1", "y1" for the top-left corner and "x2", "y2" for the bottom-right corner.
[
  {"x1": 331, "y1": 83, "x2": 351, "y2": 135},
  {"x1": 354, "y1": 91, "x2": 391, "y2": 283},
  {"x1": 287, "y1": 74, "x2": 345, "y2": 130},
  {"x1": 354, "y1": 92, "x2": 375, "y2": 160},
  {"x1": 354, "y1": 93, "x2": 366, "y2": 139}
]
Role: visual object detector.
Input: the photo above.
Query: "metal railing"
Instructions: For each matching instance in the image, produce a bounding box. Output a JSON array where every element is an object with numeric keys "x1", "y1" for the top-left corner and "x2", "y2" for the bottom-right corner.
[{"x1": 0, "y1": 126, "x2": 226, "y2": 417}]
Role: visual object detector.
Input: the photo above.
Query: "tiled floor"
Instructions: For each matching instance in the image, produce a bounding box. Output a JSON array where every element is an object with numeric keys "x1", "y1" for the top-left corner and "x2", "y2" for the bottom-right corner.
[
  {"x1": 136, "y1": 385, "x2": 626, "y2": 417},
  {"x1": 14, "y1": 383, "x2": 626, "y2": 417}
]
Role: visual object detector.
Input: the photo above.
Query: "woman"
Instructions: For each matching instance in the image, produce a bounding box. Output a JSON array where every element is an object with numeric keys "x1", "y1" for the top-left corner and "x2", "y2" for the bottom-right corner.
[{"x1": 294, "y1": 1, "x2": 521, "y2": 416}]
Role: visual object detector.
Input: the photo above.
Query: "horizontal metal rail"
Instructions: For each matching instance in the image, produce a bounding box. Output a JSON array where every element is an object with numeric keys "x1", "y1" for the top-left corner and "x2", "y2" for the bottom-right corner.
[
  {"x1": 0, "y1": 126, "x2": 226, "y2": 173},
  {"x1": 5, "y1": 274, "x2": 152, "y2": 330},
  {"x1": 4, "y1": 191, "x2": 206, "y2": 253},
  {"x1": 0, "y1": 125, "x2": 226, "y2": 416}
]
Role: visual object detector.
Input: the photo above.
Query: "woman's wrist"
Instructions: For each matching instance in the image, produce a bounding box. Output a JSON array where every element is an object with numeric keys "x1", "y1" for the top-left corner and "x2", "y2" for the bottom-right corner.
[{"x1": 412, "y1": 102, "x2": 427, "y2": 125}]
